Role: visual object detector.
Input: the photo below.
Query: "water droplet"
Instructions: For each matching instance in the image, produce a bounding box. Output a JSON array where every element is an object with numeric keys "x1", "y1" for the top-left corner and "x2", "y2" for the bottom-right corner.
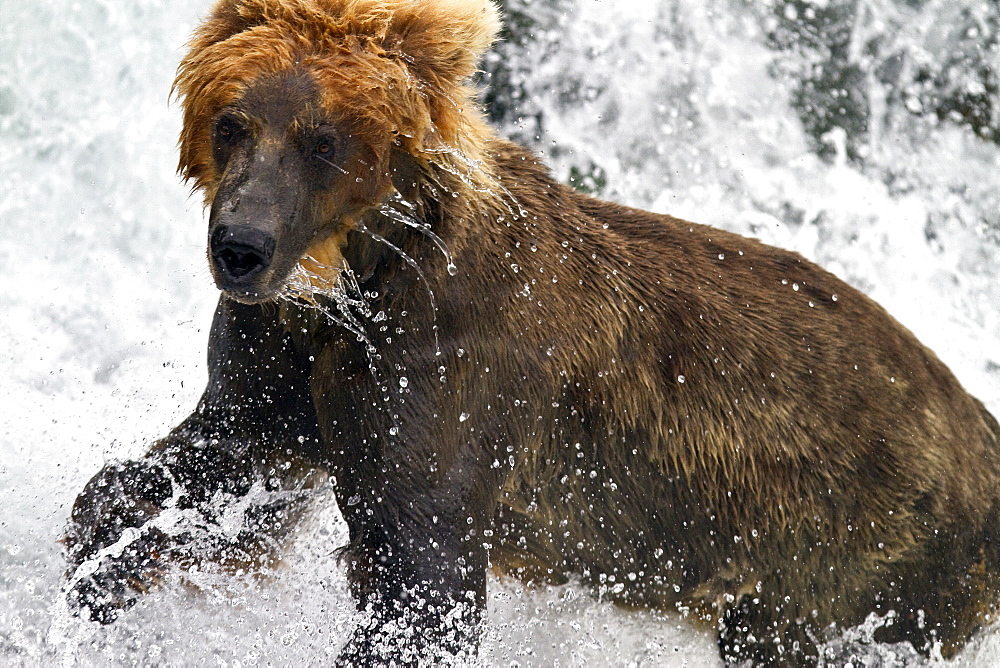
[
  {"x1": 399, "y1": 377, "x2": 409, "y2": 388},
  {"x1": 792, "y1": 283, "x2": 800, "y2": 291},
  {"x1": 677, "y1": 375, "x2": 686, "y2": 384},
  {"x1": 447, "y1": 263, "x2": 458, "y2": 276},
  {"x1": 718, "y1": 253, "x2": 725, "y2": 260},
  {"x1": 388, "y1": 426, "x2": 399, "y2": 436},
  {"x1": 459, "y1": 412, "x2": 470, "y2": 422},
  {"x1": 832, "y1": 294, "x2": 839, "y2": 302}
]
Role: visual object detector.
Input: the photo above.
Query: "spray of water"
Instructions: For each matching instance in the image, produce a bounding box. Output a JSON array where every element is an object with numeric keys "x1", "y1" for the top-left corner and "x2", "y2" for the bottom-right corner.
[{"x1": 378, "y1": 193, "x2": 458, "y2": 276}]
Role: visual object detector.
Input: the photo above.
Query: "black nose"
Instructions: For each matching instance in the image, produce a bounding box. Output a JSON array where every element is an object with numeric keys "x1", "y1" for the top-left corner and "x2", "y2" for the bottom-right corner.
[{"x1": 210, "y1": 225, "x2": 275, "y2": 280}]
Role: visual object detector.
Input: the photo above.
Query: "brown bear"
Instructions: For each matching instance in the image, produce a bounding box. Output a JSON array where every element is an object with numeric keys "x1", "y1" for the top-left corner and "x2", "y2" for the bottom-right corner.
[{"x1": 65, "y1": 0, "x2": 1000, "y2": 664}]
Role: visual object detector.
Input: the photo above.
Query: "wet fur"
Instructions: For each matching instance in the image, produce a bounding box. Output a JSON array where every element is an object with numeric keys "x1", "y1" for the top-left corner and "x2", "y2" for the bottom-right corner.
[{"x1": 66, "y1": 0, "x2": 1000, "y2": 664}]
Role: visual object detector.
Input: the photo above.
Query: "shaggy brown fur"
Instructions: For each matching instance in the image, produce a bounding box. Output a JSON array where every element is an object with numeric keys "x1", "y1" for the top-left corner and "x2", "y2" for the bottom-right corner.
[{"x1": 66, "y1": 0, "x2": 1000, "y2": 664}]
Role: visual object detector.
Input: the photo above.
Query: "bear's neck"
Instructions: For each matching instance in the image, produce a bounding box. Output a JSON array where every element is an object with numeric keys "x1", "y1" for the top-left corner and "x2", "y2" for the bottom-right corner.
[{"x1": 343, "y1": 138, "x2": 539, "y2": 300}]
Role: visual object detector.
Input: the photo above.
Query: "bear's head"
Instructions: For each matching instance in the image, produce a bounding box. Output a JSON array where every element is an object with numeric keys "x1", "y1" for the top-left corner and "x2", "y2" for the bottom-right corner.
[{"x1": 174, "y1": 0, "x2": 501, "y2": 303}]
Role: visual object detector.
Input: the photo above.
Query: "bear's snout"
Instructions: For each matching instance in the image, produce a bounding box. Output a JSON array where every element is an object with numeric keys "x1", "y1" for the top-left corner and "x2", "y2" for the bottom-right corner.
[{"x1": 210, "y1": 224, "x2": 276, "y2": 282}]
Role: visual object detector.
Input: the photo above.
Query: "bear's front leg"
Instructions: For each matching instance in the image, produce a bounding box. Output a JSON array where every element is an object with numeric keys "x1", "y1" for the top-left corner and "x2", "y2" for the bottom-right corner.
[
  {"x1": 65, "y1": 458, "x2": 176, "y2": 623},
  {"x1": 64, "y1": 437, "x2": 256, "y2": 623},
  {"x1": 319, "y1": 413, "x2": 501, "y2": 665},
  {"x1": 65, "y1": 298, "x2": 323, "y2": 624},
  {"x1": 310, "y1": 323, "x2": 514, "y2": 664},
  {"x1": 335, "y1": 493, "x2": 491, "y2": 666}
]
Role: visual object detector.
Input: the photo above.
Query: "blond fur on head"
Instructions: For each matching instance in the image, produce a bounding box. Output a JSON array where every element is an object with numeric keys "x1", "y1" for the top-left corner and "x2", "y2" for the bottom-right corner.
[{"x1": 174, "y1": 0, "x2": 502, "y2": 199}]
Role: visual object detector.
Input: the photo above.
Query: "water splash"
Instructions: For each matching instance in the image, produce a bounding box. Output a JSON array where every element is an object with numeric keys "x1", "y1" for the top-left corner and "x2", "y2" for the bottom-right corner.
[
  {"x1": 355, "y1": 222, "x2": 443, "y2": 360},
  {"x1": 378, "y1": 192, "x2": 458, "y2": 276},
  {"x1": 815, "y1": 611, "x2": 929, "y2": 667},
  {"x1": 280, "y1": 257, "x2": 374, "y2": 350},
  {"x1": 420, "y1": 141, "x2": 530, "y2": 220}
]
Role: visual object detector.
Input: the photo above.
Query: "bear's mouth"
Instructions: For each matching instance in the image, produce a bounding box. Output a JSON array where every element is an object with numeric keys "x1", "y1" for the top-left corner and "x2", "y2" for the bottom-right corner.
[
  {"x1": 214, "y1": 277, "x2": 283, "y2": 305},
  {"x1": 210, "y1": 226, "x2": 274, "y2": 279}
]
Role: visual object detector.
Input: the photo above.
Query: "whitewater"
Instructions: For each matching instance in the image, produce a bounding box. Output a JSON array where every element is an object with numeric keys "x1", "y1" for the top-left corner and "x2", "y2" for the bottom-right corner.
[{"x1": 1, "y1": 0, "x2": 999, "y2": 664}]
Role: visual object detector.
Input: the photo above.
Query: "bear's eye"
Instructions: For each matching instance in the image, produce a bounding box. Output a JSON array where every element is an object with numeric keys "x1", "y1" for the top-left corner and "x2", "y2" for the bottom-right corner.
[
  {"x1": 216, "y1": 117, "x2": 240, "y2": 143},
  {"x1": 314, "y1": 139, "x2": 334, "y2": 158}
]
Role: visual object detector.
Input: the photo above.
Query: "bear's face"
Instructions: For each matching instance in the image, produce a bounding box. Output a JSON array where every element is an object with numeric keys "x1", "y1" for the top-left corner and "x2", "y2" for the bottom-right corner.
[
  {"x1": 174, "y1": 0, "x2": 503, "y2": 303},
  {"x1": 203, "y1": 65, "x2": 405, "y2": 303}
]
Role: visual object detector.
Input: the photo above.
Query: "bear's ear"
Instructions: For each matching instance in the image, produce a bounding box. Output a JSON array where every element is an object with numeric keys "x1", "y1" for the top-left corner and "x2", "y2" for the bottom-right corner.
[{"x1": 385, "y1": 0, "x2": 502, "y2": 88}]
